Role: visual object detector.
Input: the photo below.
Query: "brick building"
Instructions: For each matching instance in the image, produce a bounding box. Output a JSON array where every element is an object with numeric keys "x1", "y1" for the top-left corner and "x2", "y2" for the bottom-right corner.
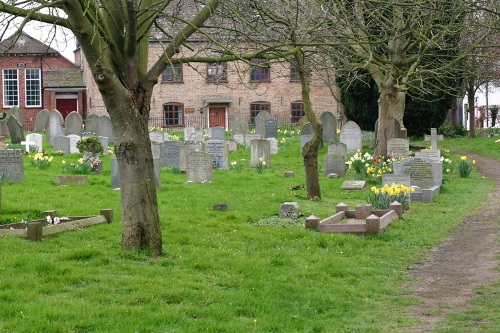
[
  {"x1": 0, "y1": 32, "x2": 85, "y2": 130},
  {"x1": 79, "y1": 42, "x2": 339, "y2": 130}
]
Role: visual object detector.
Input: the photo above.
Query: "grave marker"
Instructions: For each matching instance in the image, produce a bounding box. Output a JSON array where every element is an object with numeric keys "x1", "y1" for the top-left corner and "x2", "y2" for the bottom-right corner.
[
  {"x1": 393, "y1": 157, "x2": 442, "y2": 189},
  {"x1": 319, "y1": 112, "x2": 337, "y2": 142},
  {"x1": 210, "y1": 126, "x2": 226, "y2": 140},
  {"x1": 387, "y1": 138, "x2": 410, "y2": 158},
  {"x1": 424, "y1": 128, "x2": 443, "y2": 150},
  {"x1": 205, "y1": 139, "x2": 228, "y2": 170},
  {"x1": 64, "y1": 111, "x2": 83, "y2": 136},
  {"x1": 264, "y1": 119, "x2": 278, "y2": 139},
  {"x1": 254, "y1": 111, "x2": 273, "y2": 137},
  {"x1": 24, "y1": 133, "x2": 43, "y2": 153},
  {"x1": 96, "y1": 115, "x2": 114, "y2": 143},
  {"x1": 340, "y1": 121, "x2": 362, "y2": 153},
  {"x1": 46, "y1": 110, "x2": 65, "y2": 144},
  {"x1": 53, "y1": 136, "x2": 71, "y2": 155},
  {"x1": 6, "y1": 116, "x2": 24, "y2": 144},
  {"x1": 250, "y1": 139, "x2": 270, "y2": 168},
  {"x1": 0, "y1": 149, "x2": 24, "y2": 182},
  {"x1": 160, "y1": 141, "x2": 181, "y2": 168},
  {"x1": 186, "y1": 151, "x2": 212, "y2": 183},
  {"x1": 84, "y1": 114, "x2": 99, "y2": 134},
  {"x1": 231, "y1": 115, "x2": 249, "y2": 135},
  {"x1": 324, "y1": 143, "x2": 347, "y2": 177},
  {"x1": 67, "y1": 134, "x2": 81, "y2": 154},
  {"x1": 34, "y1": 109, "x2": 50, "y2": 132}
]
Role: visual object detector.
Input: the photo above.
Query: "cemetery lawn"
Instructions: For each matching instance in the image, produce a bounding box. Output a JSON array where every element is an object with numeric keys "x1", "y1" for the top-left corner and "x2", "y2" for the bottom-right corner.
[{"x1": 0, "y1": 135, "x2": 498, "y2": 332}]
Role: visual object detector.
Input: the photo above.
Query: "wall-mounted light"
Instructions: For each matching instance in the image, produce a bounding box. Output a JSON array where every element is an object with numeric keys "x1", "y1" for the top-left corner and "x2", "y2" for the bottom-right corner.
[{"x1": 198, "y1": 107, "x2": 205, "y2": 114}]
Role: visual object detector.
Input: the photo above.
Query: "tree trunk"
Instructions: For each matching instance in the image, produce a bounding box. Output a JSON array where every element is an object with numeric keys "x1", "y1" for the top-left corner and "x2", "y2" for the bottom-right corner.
[
  {"x1": 374, "y1": 85, "x2": 399, "y2": 158},
  {"x1": 467, "y1": 84, "x2": 476, "y2": 138},
  {"x1": 106, "y1": 95, "x2": 163, "y2": 256}
]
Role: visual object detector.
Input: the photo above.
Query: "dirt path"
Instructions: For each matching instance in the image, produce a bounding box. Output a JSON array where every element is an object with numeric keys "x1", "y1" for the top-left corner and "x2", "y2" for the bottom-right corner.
[{"x1": 406, "y1": 152, "x2": 500, "y2": 332}]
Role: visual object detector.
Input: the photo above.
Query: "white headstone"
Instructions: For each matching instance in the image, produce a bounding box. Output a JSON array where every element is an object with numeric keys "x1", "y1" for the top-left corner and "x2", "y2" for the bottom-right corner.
[{"x1": 340, "y1": 121, "x2": 362, "y2": 154}]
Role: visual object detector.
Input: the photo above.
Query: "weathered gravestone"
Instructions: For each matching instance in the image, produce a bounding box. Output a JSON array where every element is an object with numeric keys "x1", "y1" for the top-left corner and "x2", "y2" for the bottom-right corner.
[
  {"x1": 205, "y1": 139, "x2": 228, "y2": 169},
  {"x1": 149, "y1": 130, "x2": 165, "y2": 143},
  {"x1": 151, "y1": 142, "x2": 161, "y2": 159},
  {"x1": 209, "y1": 126, "x2": 225, "y2": 140},
  {"x1": 393, "y1": 157, "x2": 442, "y2": 189},
  {"x1": 267, "y1": 137, "x2": 278, "y2": 155},
  {"x1": 186, "y1": 151, "x2": 212, "y2": 183},
  {"x1": 0, "y1": 119, "x2": 9, "y2": 138},
  {"x1": 424, "y1": 128, "x2": 443, "y2": 150},
  {"x1": 53, "y1": 136, "x2": 71, "y2": 155},
  {"x1": 298, "y1": 115, "x2": 309, "y2": 132},
  {"x1": 301, "y1": 122, "x2": 313, "y2": 135},
  {"x1": 24, "y1": 133, "x2": 43, "y2": 153},
  {"x1": 184, "y1": 127, "x2": 196, "y2": 141},
  {"x1": 179, "y1": 141, "x2": 205, "y2": 172},
  {"x1": 160, "y1": 140, "x2": 181, "y2": 168},
  {"x1": 45, "y1": 110, "x2": 65, "y2": 144},
  {"x1": 250, "y1": 139, "x2": 271, "y2": 168},
  {"x1": 64, "y1": 111, "x2": 83, "y2": 136},
  {"x1": 300, "y1": 134, "x2": 313, "y2": 150},
  {"x1": 415, "y1": 149, "x2": 441, "y2": 162},
  {"x1": 99, "y1": 136, "x2": 109, "y2": 153},
  {"x1": 324, "y1": 143, "x2": 347, "y2": 177},
  {"x1": 254, "y1": 111, "x2": 272, "y2": 138},
  {"x1": 7, "y1": 116, "x2": 24, "y2": 144},
  {"x1": 382, "y1": 173, "x2": 411, "y2": 188},
  {"x1": 8, "y1": 106, "x2": 23, "y2": 127},
  {"x1": 96, "y1": 115, "x2": 114, "y2": 143},
  {"x1": 0, "y1": 149, "x2": 24, "y2": 182},
  {"x1": 34, "y1": 109, "x2": 50, "y2": 132},
  {"x1": 67, "y1": 134, "x2": 81, "y2": 154},
  {"x1": 84, "y1": 114, "x2": 99, "y2": 134},
  {"x1": 231, "y1": 115, "x2": 249, "y2": 135},
  {"x1": 319, "y1": 111, "x2": 337, "y2": 142},
  {"x1": 340, "y1": 121, "x2": 362, "y2": 154},
  {"x1": 244, "y1": 133, "x2": 262, "y2": 148},
  {"x1": 341, "y1": 180, "x2": 366, "y2": 190},
  {"x1": 232, "y1": 133, "x2": 245, "y2": 146},
  {"x1": 264, "y1": 119, "x2": 278, "y2": 139},
  {"x1": 227, "y1": 140, "x2": 238, "y2": 153},
  {"x1": 387, "y1": 138, "x2": 410, "y2": 159}
]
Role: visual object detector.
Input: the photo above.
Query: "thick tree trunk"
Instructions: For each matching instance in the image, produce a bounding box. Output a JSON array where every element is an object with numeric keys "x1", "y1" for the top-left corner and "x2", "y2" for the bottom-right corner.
[
  {"x1": 374, "y1": 85, "x2": 399, "y2": 158},
  {"x1": 467, "y1": 84, "x2": 476, "y2": 138},
  {"x1": 107, "y1": 96, "x2": 163, "y2": 256}
]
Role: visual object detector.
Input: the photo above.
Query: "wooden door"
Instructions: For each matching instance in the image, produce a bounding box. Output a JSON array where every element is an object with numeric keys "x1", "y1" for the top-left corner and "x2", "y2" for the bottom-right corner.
[
  {"x1": 209, "y1": 107, "x2": 226, "y2": 128},
  {"x1": 56, "y1": 99, "x2": 77, "y2": 119}
]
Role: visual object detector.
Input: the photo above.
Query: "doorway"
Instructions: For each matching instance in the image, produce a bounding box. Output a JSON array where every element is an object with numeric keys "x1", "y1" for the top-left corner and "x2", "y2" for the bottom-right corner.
[{"x1": 208, "y1": 107, "x2": 226, "y2": 128}]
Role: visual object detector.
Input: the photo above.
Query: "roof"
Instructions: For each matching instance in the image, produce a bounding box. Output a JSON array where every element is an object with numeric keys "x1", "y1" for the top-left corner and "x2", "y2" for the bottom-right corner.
[
  {"x1": 0, "y1": 32, "x2": 59, "y2": 55},
  {"x1": 43, "y1": 69, "x2": 85, "y2": 88}
]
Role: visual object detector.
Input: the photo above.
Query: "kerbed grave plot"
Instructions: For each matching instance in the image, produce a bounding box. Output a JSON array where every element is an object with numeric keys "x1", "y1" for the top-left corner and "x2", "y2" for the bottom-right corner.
[
  {"x1": 305, "y1": 202, "x2": 403, "y2": 235},
  {"x1": 0, "y1": 209, "x2": 113, "y2": 241}
]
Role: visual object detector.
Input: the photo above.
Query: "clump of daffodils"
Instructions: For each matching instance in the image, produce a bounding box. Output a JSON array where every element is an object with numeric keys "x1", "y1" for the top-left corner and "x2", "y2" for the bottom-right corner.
[
  {"x1": 30, "y1": 153, "x2": 53, "y2": 170},
  {"x1": 367, "y1": 183, "x2": 415, "y2": 210},
  {"x1": 256, "y1": 157, "x2": 266, "y2": 173},
  {"x1": 456, "y1": 155, "x2": 476, "y2": 178},
  {"x1": 61, "y1": 158, "x2": 93, "y2": 175},
  {"x1": 441, "y1": 150, "x2": 452, "y2": 174},
  {"x1": 348, "y1": 149, "x2": 372, "y2": 179}
]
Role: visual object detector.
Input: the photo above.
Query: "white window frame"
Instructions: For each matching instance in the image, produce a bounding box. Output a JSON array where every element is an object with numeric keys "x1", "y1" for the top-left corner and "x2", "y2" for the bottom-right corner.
[
  {"x1": 2, "y1": 68, "x2": 19, "y2": 108},
  {"x1": 25, "y1": 68, "x2": 42, "y2": 107}
]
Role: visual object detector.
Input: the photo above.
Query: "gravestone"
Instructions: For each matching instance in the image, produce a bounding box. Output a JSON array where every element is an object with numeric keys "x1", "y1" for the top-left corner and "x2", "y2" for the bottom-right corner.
[
  {"x1": 319, "y1": 112, "x2": 337, "y2": 142},
  {"x1": 53, "y1": 136, "x2": 71, "y2": 155},
  {"x1": 64, "y1": 111, "x2": 83, "y2": 136},
  {"x1": 6, "y1": 116, "x2": 24, "y2": 144},
  {"x1": 46, "y1": 110, "x2": 65, "y2": 144},
  {"x1": 393, "y1": 157, "x2": 442, "y2": 189},
  {"x1": 194, "y1": 131, "x2": 205, "y2": 142},
  {"x1": 264, "y1": 119, "x2": 278, "y2": 139},
  {"x1": 341, "y1": 180, "x2": 366, "y2": 190},
  {"x1": 362, "y1": 131, "x2": 375, "y2": 141},
  {"x1": 186, "y1": 152, "x2": 212, "y2": 183},
  {"x1": 267, "y1": 137, "x2": 278, "y2": 155},
  {"x1": 205, "y1": 140, "x2": 228, "y2": 169},
  {"x1": 0, "y1": 149, "x2": 24, "y2": 182},
  {"x1": 298, "y1": 115, "x2": 309, "y2": 132},
  {"x1": 8, "y1": 106, "x2": 23, "y2": 127},
  {"x1": 231, "y1": 115, "x2": 249, "y2": 135},
  {"x1": 301, "y1": 122, "x2": 313, "y2": 135},
  {"x1": 227, "y1": 140, "x2": 237, "y2": 153},
  {"x1": 67, "y1": 134, "x2": 81, "y2": 154},
  {"x1": 324, "y1": 143, "x2": 347, "y2": 177},
  {"x1": 151, "y1": 142, "x2": 161, "y2": 159},
  {"x1": 340, "y1": 121, "x2": 362, "y2": 154},
  {"x1": 0, "y1": 119, "x2": 9, "y2": 138},
  {"x1": 386, "y1": 138, "x2": 410, "y2": 158},
  {"x1": 110, "y1": 157, "x2": 120, "y2": 188},
  {"x1": 232, "y1": 133, "x2": 245, "y2": 146},
  {"x1": 99, "y1": 136, "x2": 109, "y2": 153},
  {"x1": 184, "y1": 127, "x2": 196, "y2": 141},
  {"x1": 250, "y1": 139, "x2": 271, "y2": 168},
  {"x1": 179, "y1": 141, "x2": 205, "y2": 172},
  {"x1": 424, "y1": 128, "x2": 443, "y2": 150},
  {"x1": 34, "y1": 109, "x2": 50, "y2": 132},
  {"x1": 382, "y1": 173, "x2": 411, "y2": 187},
  {"x1": 160, "y1": 140, "x2": 181, "y2": 168},
  {"x1": 245, "y1": 133, "x2": 262, "y2": 148},
  {"x1": 210, "y1": 126, "x2": 226, "y2": 140},
  {"x1": 300, "y1": 134, "x2": 313, "y2": 150},
  {"x1": 254, "y1": 111, "x2": 272, "y2": 137},
  {"x1": 96, "y1": 115, "x2": 114, "y2": 143},
  {"x1": 84, "y1": 114, "x2": 99, "y2": 134},
  {"x1": 25, "y1": 133, "x2": 43, "y2": 153},
  {"x1": 149, "y1": 130, "x2": 164, "y2": 143},
  {"x1": 415, "y1": 149, "x2": 441, "y2": 162}
]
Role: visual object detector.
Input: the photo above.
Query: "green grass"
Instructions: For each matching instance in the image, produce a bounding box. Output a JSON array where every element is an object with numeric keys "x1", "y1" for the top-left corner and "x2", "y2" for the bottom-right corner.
[{"x1": 0, "y1": 134, "x2": 497, "y2": 332}]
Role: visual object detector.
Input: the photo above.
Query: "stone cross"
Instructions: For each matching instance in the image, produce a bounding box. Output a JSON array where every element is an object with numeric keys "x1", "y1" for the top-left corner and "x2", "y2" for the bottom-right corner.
[{"x1": 424, "y1": 128, "x2": 443, "y2": 150}]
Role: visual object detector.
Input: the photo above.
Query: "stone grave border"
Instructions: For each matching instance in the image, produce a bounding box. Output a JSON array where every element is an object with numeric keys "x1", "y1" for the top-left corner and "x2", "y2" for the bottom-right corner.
[
  {"x1": 305, "y1": 202, "x2": 403, "y2": 235},
  {"x1": 411, "y1": 185, "x2": 440, "y2": 202},
  {"x1": 0, "y1": 209, "x2": 113, "y2": 241}
]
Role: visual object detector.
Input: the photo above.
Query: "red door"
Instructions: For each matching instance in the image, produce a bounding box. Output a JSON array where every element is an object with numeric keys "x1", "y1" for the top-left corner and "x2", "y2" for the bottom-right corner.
[
  {"x1": 56, "y1": 99, "x2": 78, "y2": 119},
  {"x1": 209, "y1": 107, "x2": 225, "y2": 128}
]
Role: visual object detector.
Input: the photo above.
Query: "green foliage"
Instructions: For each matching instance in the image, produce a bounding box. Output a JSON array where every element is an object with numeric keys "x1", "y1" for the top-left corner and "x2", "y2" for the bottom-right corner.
[
  {"x1": 61, "y1": 158, "x2": 93, "y2": 175},
  {"x1": 76, "y1": 136, "x2": 104, "y2": 155},
  {"x1": 456, "y1": 155, "x2": 475, "y2": 178}
]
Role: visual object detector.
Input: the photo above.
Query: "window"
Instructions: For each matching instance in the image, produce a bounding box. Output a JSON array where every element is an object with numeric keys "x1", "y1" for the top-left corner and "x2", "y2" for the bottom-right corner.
[
  {"x1": 2, "y1": 69, "x2": 19, "y2": 107},
  {"x1": 291, "y1": 102, "x2": 304, "y2": 123},
  {"x1": 162, "y1": 64, "x2": 183, "y2": 82},
  {"x1": 207, "y1": 62, "x2": 227, "y2": 83},
  {"x1": 25, "y1": 68, "x2": 41, "y2": 107},
  {"x1": 250, "y1": 102, "x2": 270, "y2": 124},
  {"x1": 290, "y1": 65, "x2": 300, "y2": 82},
  {"x1": 164, "y1": 103, "x2": 184, "y2": 126},
  {"x1": 250, "y1": 59, "x2": 270, "y2": 82}
]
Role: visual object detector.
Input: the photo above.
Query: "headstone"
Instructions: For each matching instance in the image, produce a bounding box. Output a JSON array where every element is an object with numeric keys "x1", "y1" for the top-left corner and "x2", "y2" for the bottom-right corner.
[
  {"x1": 324, "y1": 143, "x2": 347, "y2": 177},
  {"x1": 34, "y1": 109, "x2": 50, "y2": 132},
  {"x1": 227, "y1": 140, "x2": 237, "y2": 153},
  {"x1": 25, "y1": 133, "x2": 43, "y2": 153},
  {"x1": 8, "y1": 106, "x2": 23, "y2": 127},
  {"x1": 66, "y1": 134, "x2": 81, "y2": 154},
  {"x1": 96, "y1": 115, "x2": 114, "y2": 143},
  {"x1": 245, "y1": 133, "x2": 262, "y2": 148},
  {"x1": 64, "y1": 111, "x2": 83, "y2": 136},
  {"x1": 160, "y1": 140, "x2": 181, "y2": 168},
  {"x1": 424, "y1": 128, "x2": 443, "y2": 150},
  {"x1": 0, "y1": 149, "x2": 24, "y2": 181},
  {"x1": 232, "y1": 134, "x2": 245, "y2": 146},
  {"x1": 362, "y1": 131, "x2": 375, "y2": 141},
  {"x1": 341, "y1": 180, "x2": 366, "y2": 190},
  {"x1": 264, "y1": 119, "x2": 278, "y2": 139},
  {"x1": 298, "y1": 115, "x2": 309, "y2": 132},
  {"x1": 84, "y1": 114, "x2": 99, "y2": 134},
  {"x1": 149, "y1": 130, "x2": 164, "y2": 143},
  {"x1": 301, "y1": 122, "x2": 313, "y2": 135},
  {"x1": 267, "y1": 137, "x2": 278, "y2": 155},
  {"x1": 194, "y1": 131, "x2": 205, "y2": 142},
  {"x1": 231, "y1": 115, "x2": 249, "y2": 135},
  {"x1": 393, "y1": 157, "x2": 442, "y2": 189},
  {"x1": 415, "y1": 149, "x2": 441, "y2": 162},
  {"x1": 46, "y1": 110, "x2": 65, "y2": 144},
  {"x1": 254, "y1": 111, "x2": 272, "y2": 137},
  {"x1": 382, "y1": 173, "x2": 411, "y2": 188},
  {"x1": 98, "y1": 136, "x2": 109, "y2": 153},
  {"x1": 386, "y1": 138, "x2": 410, "y2": 158},
  {"x1": 340, "y1": 121, "x2": 362, "y2": 154},
  {"x1": 179, "y1": 141, "x2": 205, "y2": 172},
  {"x1": 111, "y1": 157, "x2": 120, "y2": 188},
  {"x1": 186, "y1": 151, "x2": 212, "y2": 183},
  {"x1": 205, "y1": 140, "x2": 228, "y2": 170},
  {"x1": 319, "y1": 112, "x2": 337, "y2": 142},
  {"x1": 209, "y1": 126, "x2": 225, "y2": 140},
  {"x1": 0, "y1": 119, "x2": 9, "y2": 138},
  {"x1": 184, "y1": 127, "x2": 196, "y2": 141},
  {"x1": 300, "y1": 134, "x2": 313, "y2": 150},
  {"x1": 153, "y1": 158, "x2": 161, "y2": 188},
  {"x1": 151, "y1": 142, "x2": 161, "y2": 159},
  {"x1": 280, "y1": 202, "x2": 300, "y2": 218},
  {"x1": 250, "y1": 139, "x2": 270, "y2": 168},
  {"x1": 53, "y1": 136, "x2": 71, "y2": 155},
  {"x1": 6, "y1": 116, "x2": 24, "y2": 144}
]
